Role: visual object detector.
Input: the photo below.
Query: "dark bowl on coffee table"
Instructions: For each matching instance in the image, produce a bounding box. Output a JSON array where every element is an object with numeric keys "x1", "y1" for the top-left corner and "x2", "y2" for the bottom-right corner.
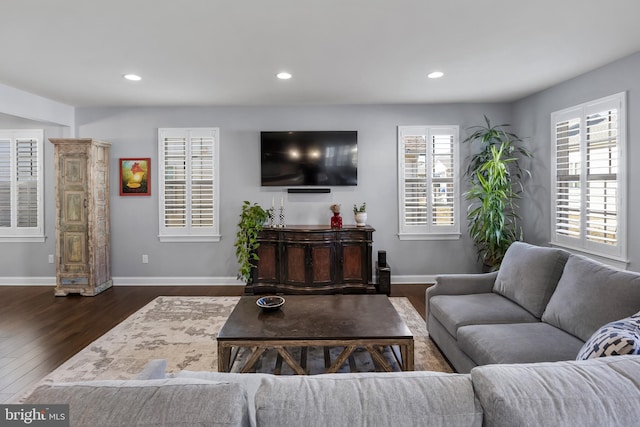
[{"x1": 256, "y1": 296, "x2": 285, "y2": 312}]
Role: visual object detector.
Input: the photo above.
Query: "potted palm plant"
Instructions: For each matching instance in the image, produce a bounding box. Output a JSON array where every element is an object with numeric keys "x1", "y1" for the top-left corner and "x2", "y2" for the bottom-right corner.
[
  {"x1": 463, "y1": 117, "x2": 532, "y2": 270},
  {"x1": 234, "y1": 201, "x2": 269, "y2": 283}
]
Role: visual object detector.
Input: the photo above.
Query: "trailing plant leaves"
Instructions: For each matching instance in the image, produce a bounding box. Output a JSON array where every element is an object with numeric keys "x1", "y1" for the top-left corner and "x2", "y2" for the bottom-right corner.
[{"x1": 234, "y1": 200, "x2": 269, "y2": 283}]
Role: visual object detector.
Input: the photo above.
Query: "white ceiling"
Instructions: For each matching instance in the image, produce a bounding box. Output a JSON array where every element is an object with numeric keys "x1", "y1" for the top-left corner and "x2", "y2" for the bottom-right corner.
[{"x1": 3, "y1": 0, "x2": 640, "y2": 108}]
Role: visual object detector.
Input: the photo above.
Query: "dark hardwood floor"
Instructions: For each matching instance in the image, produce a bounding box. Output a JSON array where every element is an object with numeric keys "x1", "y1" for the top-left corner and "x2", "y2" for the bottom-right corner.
[{"x1": 0, "y1": 284, "x2": 429, "y2": 403}]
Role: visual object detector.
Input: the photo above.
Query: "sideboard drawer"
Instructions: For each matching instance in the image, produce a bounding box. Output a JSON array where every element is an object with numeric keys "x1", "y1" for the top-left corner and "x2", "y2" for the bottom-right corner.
[{"x1": 60, "y1": 277, "x2": 89, "y2": 286}]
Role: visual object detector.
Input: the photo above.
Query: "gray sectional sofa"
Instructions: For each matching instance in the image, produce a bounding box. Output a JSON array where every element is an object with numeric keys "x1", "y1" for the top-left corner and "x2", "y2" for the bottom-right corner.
[
  {"x1": 21, "y1": 241, "x2": 640, "y2": 426},
  {"x1": 23, "y1": 356, "x2": 640, "y2": 426},
  {"x1": 427, "y1": 241, "x2": 640, "y2": 373}
]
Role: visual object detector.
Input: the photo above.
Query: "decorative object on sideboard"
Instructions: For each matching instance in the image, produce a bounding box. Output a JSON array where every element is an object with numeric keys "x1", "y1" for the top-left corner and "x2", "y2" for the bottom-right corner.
[
  {"x1": 119, "y1": 158, "x2": 151, "y2": 196},
  {"x1": 265, "y1": 207, "x2": 275, "y2": 227},
  {"x1": 234, "y1": 201, "x2": 270, "y2": 284},
  {"x1": 353, "y1": 202, "x2": 367, "y2": 227},
  {"x1": 463, "y1": 116, "x2": 532, "y2": 271},
  {"x1": 278, "y1": 206, "x2": 286, "y2": 228},
  {"x1": 330, "y1": 204, "x2": 343, "y2": 229}
]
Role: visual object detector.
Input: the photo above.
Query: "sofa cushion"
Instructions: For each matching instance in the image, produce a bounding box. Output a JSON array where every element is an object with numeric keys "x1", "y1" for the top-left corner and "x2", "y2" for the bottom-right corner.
[
  {"x1": 577, "y1": 312, "x2": 640, "y2": 360},
  {"x1": 23, "y1": 378, "x2": 249, "y2": 427},
  {"x1": 471, "y1": 356, "x2": 640, "y2": 427},
  {"x1": 255, "y1": 371, "x2": 482, "y2": 427},
  {"x1": 493, "y1": 242, "x2": 569, "y2": 318},
  {"x1": 458, "y1": 322, "x2": 584, "y2": 366},
  {"x1": 430, "y1": 293, "x2": 538, "y2": 338},
  {"x1": 175, "y1": 371, "x2": 273, "y2": 427},
  {"x1": 542, "y1": 254, "x2": 640, "y2": 341}
]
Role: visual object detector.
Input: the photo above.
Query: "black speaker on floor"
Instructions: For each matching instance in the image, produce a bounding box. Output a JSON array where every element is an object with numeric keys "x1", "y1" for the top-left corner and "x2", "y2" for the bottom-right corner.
[{"x1": 378, "y1": 250, "x2": 387, "y2": 267}]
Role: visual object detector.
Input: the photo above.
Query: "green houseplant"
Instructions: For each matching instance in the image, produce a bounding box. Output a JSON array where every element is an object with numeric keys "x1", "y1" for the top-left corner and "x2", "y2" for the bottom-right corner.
[
  {"x1": 234, "y1": 201, "x2": 270, "y2": 283},
  {"x1": 353, "y1": 202, "x2": 367, "y2": 227},
  {"x1": 463, "y1": 117, "x2": 532, "y2": 270}
]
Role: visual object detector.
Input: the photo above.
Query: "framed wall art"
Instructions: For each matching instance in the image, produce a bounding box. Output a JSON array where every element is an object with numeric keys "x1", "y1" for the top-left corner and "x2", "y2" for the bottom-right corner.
[{"x1": 120, "y1": 158, "x2": 151, "y2": 196}]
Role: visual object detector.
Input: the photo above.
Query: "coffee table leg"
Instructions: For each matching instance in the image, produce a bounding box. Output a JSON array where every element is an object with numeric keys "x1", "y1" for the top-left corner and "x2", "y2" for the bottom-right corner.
[
  {"x1": 401, "y1": 340, "x2": 415, "y2": 371},
  {"x1": 218, "y1": 341, "x2": 231, "y2": 372}
]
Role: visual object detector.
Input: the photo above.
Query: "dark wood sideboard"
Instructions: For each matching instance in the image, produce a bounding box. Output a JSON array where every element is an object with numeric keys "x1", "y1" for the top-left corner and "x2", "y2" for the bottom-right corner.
[{"x1": 245, "y1": 225, "x2": 385, "y2": 295}]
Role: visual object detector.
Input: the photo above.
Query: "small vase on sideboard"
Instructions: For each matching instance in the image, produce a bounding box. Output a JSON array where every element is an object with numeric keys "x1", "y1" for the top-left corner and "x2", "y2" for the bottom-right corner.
[
  {"x1": 355, "y1": 212, "x2": 367, "y2": 227},
  {"x1": 353, "y1": 202, "x2": 367, "y2": 227}
]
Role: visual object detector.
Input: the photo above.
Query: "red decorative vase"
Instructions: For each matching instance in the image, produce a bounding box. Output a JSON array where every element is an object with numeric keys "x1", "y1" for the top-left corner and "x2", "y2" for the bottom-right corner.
[{"x1": 331, "y1": 212, "x2": 342, "y2": 229}]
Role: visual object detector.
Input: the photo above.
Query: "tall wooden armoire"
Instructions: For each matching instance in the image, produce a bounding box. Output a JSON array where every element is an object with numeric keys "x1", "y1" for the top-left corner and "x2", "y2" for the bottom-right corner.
[{"x1": 50, "y1": 138, "x2": 112, "y2": 296}]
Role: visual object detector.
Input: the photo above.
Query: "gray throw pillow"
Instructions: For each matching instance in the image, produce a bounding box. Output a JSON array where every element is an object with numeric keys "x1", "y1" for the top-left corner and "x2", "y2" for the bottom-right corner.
[
  {"x1": 255, "y1": 371, "x2": 482, "y2": 427},
  {"x1": 493, "y1": 242, "x2": 569, "y2": 318},
  {"x1": 24, "y1": 378, "x2": 249, "y2": 427},
  {"x1": 542, "y1": 254, "x2": 640, "y2": 341}
]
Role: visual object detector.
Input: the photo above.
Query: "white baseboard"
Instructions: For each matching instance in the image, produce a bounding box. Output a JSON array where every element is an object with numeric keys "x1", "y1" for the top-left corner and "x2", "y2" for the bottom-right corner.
[
  {"x1": 391, "y1": 275, "x2": 437, "y2": 284},
  {"x1": 0, "y1": 275, "x2": 436, "y2": 286},
  {"x1": 113, "y1": 276, "x2": 244, "y2": 286},
  {"x1": 0, "y1": 277, "x2": 56, "y2": 286}
]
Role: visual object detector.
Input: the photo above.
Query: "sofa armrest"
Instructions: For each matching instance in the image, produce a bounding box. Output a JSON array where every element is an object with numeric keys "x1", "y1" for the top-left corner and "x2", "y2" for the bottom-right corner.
[
  {"x1": 428, "y1": 272, "x2": 498, "y2": 298},
  {"x1": 426, "y1": 272, "x2": 498, "y2": 321}
]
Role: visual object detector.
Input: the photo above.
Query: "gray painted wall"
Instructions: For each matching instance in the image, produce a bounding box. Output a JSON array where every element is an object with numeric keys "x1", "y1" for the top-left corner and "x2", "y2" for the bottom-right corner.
[
  {"x1": 512, "y1": 51, "x2": 640, "y2": 271},
  {"x1": 69, "y1": 104, "x2": 509, "y2": 282}
]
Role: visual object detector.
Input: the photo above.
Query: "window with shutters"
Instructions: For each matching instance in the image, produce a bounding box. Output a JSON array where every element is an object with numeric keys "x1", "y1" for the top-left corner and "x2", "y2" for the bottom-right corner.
[
  {"x1": 158, "y1": 128, "x2": 220, "y2": 242},
  {"x1": 397, "y1": 126, "x2": 460, "y2": 240},
  {"x1": 551, "y1": 92, "x2": 627, "y2": 262},
  {"x1": 0, "y1": 129, "x2": 44, "y2": 242}
]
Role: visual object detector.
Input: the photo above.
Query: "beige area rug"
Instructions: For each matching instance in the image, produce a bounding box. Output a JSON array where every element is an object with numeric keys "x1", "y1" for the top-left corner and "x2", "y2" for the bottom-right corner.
[{"x1": 27, "y1": 296, "x2": 451, "y2": 390}]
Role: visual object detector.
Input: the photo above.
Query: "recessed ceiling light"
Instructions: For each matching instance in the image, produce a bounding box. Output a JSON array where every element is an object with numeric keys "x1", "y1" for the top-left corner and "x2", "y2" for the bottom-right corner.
[
  {"x1": 123, "y1": 74, "x2": 142, "y2": 81},
  {"x1": 427, "y1": 71, "x2": 444, "y2": 79},
  {"x1": 276, "y1": 72, "x2": 292, "y2": 80}
]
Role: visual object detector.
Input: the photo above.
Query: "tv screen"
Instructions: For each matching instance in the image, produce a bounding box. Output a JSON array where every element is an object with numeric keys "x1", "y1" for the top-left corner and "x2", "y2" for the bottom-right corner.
[{"x1": 261, "y1": 131, "x2": 357, "y2": 186}]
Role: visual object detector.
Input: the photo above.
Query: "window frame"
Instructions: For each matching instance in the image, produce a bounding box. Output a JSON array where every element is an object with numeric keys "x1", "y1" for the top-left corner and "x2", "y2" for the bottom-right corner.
[
  {"x1": 550, "y1": 92, "x2": 627, "y2": 264},
  {"x1": 157, "y1": 127, "x2": 221, "y2": 242},
  {"x1": 397, "y1": 125, "x2": 460, "y2": 241},
  {"x1": 0, "y1": 129, "x2": 44, "y2": 243}
]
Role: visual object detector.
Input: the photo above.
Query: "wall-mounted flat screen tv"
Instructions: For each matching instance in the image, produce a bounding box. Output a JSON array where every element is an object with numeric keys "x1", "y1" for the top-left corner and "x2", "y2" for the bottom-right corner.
[{"x1": 261, "y1": 131, "x2": 357, "y2": 186}]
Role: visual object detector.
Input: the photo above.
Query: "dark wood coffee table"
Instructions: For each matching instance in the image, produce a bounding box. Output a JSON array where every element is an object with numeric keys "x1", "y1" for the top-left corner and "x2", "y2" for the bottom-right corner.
[{"x1": 217, "y1": 295, "x2": 414, "y2": 374}]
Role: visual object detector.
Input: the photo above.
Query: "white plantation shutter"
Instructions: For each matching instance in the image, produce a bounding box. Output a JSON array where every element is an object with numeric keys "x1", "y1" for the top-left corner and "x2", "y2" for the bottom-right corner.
[
  {"x1": 402, "y1": 134, "x2": 427, "y2": 226},
  {"x1": 554, "y1": 116, "x2": 581, "y2": 239},
  {"x1": 158, "y1": 128, "x2": 220, "y2": 242},
  {"x1": 162, "y1": 136, "x2": 188, "y2": 228},
  {"x1": 551, "y1": 92, "x2": 626, "y2": 261},
  {"x1": 16, "y1": 139, "x2": 39, "y2": 227},
  {"x1": 0, "y1": 130, "x2": 44, "y2": 241},
  {"x1": 190, "y1": 136, "x2": 215, "y2": 227},
  {"x1": 0, "y1": 139, "x2": 10, "y2": 228},
  {"x1": 398, "y1": 126, "x2": 459, "y2": 239}
]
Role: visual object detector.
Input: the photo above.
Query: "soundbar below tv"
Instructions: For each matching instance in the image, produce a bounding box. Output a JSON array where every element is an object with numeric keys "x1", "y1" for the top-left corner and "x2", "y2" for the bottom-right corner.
[{"x1": 261, "y1": 131, "x2": 357, "y2": 186}]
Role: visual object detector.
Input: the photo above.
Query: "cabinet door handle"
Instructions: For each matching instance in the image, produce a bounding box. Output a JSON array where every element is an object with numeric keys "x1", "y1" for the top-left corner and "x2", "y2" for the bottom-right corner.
[{"x1": 84, "y1": 199, "x2": 88, "y2": 208}]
